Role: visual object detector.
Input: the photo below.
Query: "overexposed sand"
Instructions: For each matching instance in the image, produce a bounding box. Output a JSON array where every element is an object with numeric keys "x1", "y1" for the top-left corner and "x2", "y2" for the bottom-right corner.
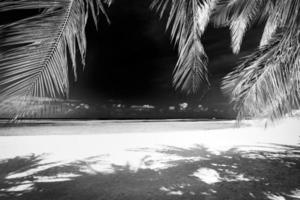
[{"x1": 0, "y1": 118, "x2": 299, "y2": 168}]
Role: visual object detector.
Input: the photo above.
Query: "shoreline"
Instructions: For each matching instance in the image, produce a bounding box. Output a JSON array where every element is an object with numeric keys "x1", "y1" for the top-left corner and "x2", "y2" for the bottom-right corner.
[{"x1": 0, "y1": 119, "x2": 253, "y2": 136}]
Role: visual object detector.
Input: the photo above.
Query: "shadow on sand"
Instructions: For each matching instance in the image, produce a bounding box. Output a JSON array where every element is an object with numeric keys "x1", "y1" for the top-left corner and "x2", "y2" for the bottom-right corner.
[{"x1": 0, "y1": 145, "x2": 300, "y2": 200}]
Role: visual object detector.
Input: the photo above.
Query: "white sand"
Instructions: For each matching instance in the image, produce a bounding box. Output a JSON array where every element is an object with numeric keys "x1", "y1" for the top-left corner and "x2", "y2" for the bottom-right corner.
[{"x1": 0, "y1": 118, "x2": 299, "y2": 191}]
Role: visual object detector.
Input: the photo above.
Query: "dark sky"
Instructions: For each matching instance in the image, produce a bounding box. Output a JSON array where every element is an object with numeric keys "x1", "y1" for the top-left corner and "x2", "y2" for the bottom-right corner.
[{"x1": 72, "y1": 0, "x2": 177, "y2": 103}]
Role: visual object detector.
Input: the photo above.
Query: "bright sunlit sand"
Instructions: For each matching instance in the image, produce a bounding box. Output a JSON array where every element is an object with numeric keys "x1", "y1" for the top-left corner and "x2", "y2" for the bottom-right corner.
[{"x1": 0, "y1": 118, "x2": 299, "y2": 199}]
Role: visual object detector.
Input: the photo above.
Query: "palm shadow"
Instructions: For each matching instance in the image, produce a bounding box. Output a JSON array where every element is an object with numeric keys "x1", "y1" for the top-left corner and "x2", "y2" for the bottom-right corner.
[{"x1": 0, "y1": 144, "x2": 300, "y2": 200}]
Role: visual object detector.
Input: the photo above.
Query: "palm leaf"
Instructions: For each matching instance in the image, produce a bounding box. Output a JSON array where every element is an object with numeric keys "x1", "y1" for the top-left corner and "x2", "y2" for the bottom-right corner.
[
  {"x1": 223, "y1": 26, "x2": 300, "y2": 121},
  {"x1": 212, "y1": 0, "x2": 271, "y2": 54},
  {"x1": 151, "y1": 0, "x2": 219, "y2": 94},
  {"x1": 222, "y1": 0, "x2": 300, "y2": 122},
  {"x1": 259, "y1": 0, "x2": 277, "y2": 47},
  {"x1": 0, "y1": 0, "x2": 111, "y2": 117},
  {"x1": 260, "y1": 0, "x2": 300, "y2": 47}
]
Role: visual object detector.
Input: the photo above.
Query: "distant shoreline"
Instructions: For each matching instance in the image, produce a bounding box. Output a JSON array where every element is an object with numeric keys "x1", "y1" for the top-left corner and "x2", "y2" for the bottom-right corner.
[{"x1": 0, "y1": 119, "x2": 250, "y2": 136}]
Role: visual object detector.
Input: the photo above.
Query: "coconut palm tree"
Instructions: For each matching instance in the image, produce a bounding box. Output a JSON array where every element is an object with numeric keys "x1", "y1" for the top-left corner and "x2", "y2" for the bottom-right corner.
[{"x1": 0, "y1": 0, "x2": 299, "y2": 121}]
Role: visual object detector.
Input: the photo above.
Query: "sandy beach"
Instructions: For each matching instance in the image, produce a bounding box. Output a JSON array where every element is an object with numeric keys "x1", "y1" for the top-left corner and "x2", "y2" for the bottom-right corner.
[{"x1": 0, "y1": 119, "x2": 299, "y2": 199}]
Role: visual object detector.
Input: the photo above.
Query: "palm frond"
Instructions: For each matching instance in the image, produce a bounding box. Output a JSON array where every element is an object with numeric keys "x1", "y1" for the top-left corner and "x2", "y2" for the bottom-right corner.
[
  {"x1": 223, "y1": 27, "x2": 300, "y2": 121},
  {"x1": 222, "y1": 0, "x2": 300, "y2": 122},
  {"x1": 229, "y1": 15, "x2": 248, "y2": 54},
  {"x1": 216, "y1": 0, "x2": 264, "y2": 53},
  {"x1": 151, "y1": 0, "x2": 218, "y2": 94},
  {"x1": 260, "y1": 16, "x2": 278, "y2": 47},
  {"x1": 0, "y1": 0, "x2": 111, "y2": 117},
  {"x1": 212, "y1": 0, "x2": 275, "y2": 53},
  {"x1": 259, "y1": 0, "x2": 277, "y2": 47},
  {"x1": 210, "y1": 0, "x2": 231, "y2": 27},
  {"x1": 259, "y1": 0, "x2": 300, "y2": 47}
]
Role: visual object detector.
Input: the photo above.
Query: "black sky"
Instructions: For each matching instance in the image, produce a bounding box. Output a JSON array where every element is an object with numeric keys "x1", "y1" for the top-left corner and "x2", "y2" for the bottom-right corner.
[{"x1": 72, "y1": 0, "x2": 177, "y2": 103}]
